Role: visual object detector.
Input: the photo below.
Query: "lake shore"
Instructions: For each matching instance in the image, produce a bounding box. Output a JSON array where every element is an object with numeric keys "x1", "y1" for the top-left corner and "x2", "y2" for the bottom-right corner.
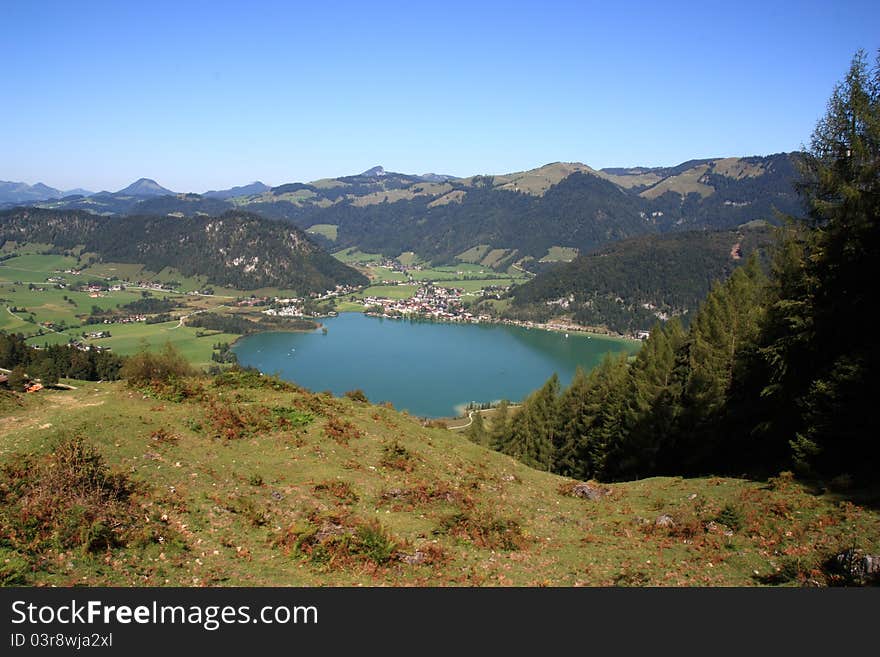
[
  {"x1": 232, "y1": 312, "x2": 640, "y2": 418},
  {"x1": 356, "y1": 310, "x2": 642, "y2": 344}
]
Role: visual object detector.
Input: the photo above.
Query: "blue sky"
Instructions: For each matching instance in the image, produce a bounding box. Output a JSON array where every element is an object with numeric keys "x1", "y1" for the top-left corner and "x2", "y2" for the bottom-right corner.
[{"x1": 2, "y1": 0, "x2": 878, "y2": 192}]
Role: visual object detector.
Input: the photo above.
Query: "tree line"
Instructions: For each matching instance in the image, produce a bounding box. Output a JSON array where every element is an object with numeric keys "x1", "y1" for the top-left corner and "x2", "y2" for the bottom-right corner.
[
  {"x1": 0, "y1": 333, "x2": 124, "y2": 388},
  {"x1": 474, "y1": 51, "x2": 880, "y2": 486}
]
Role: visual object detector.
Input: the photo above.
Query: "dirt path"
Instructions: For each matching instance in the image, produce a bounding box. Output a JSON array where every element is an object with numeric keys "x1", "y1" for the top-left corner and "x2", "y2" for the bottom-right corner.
[
  {"x1": 448, "y1": 408, "x2": 495, "y2": 430},
  {"x1": 169, "y1": 305, "x2": 227, "y2": 330}
]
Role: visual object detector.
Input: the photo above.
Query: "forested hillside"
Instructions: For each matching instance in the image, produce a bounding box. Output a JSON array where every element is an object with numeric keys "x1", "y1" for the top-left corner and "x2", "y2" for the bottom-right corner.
[
  {"x1": 0, "y1": 208, "x2": 367, "y2": 292},
  {"x1": 482, "y1": 52, "x2": 880, "y2": 487},
  {"x1": 504, "y1": 224, "x2": 775, "y2": 333},
  {"x1": 246, "y1": 156, "x2": 803, "y2": 264},
  {"x1": 8, "y1": 154, "x2": 804, "y2": 267}
]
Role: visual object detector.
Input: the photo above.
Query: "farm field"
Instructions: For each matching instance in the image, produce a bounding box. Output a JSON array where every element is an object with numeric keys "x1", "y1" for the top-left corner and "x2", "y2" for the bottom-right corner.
[{"x1": 0, "y1": 246, "x2": 289, "y2": 365}]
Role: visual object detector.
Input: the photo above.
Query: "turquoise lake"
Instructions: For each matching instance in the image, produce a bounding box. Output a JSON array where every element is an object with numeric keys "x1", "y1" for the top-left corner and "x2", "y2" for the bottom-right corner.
[{"x1": 232, "y1": 313, "x2": 639, "y2": 418}]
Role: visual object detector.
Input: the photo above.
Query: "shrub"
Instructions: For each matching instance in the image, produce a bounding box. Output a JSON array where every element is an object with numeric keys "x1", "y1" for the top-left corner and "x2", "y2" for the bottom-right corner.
[
  {"x1": 212, "y1": 367, "x2": 299, "y2": 392},
  {"x1": 0, "y1": 548, "x2": 29, "y2": 585},
  {"x1": 379, "y1": 481, "x2": 466, "y2": 511},
  {"x1": 204, "y1": 402, "x2": 271, "y2": 440},
  {"x1": 0, "y1": 437, "x2": 162, "y2": 558},
  {"x1": 713, "y1": 504, "x2": 743, "y2": 532},
  {"x1": 436, "y1": 509, "x2": 527, "y2": 551},
  {"x1": 766, "y1": 471, "x2": 796, "y2": 491},
  {"x1": 150, "y1": 428, "x2": 178, "y2": 445},
  {"x1": 270, "y1": 406, "x2": 314, "y2": 428},
  {"x1": 295, "y1": 393, "x2": 343, "y2": 417},
  {"x1": 344, "y1": 389, "x2": 369, "y2": 403},
  {"x1": 351, "y1": 521, "x2": 397, "y2": 564},
  {"x1": 279, "y1": 513, "x2": 399, "y2": 569},
  {"x1": 225, "y1": 496, "x2": 269, "y2": 527},
  {"x1": 323, "y1": 416, "x2": 363, "y2": 444},
  {"x1": 381, "y1": 440, "x2": 415, "y2": 471},
  {"x1": 313, "y1": 480, "x2": 359, "y2": 505},
  {"x1": 121, "y1": 342, "x2": 194, "y2": 388}
]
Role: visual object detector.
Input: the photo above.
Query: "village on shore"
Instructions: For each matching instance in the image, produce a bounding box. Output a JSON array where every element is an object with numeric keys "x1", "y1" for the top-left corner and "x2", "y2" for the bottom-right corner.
[{"x1": 19, "y1": 258, "x2": 646, "y2": 356}]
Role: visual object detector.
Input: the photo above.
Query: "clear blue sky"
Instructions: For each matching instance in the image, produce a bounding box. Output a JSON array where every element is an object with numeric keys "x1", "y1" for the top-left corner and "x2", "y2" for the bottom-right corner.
[{"x1": 2, "y1": 0, "x2": 878, "y2": 192}]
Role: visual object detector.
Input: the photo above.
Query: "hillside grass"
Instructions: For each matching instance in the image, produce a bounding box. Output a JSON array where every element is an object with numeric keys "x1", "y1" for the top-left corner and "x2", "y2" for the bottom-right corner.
[
  {"x1": 306, "y1": 224, "x2": 339, "y2": 241},
  {"x1": 1, "y1": 378, "x2": 877, "y2": 587},
  {"x1": 25, "y1": 322, "x2": 239, "y2": 367},
  {"x1": 540, "y1": 246, "x2": 579, "y2": 263},
  {"x1": 332, "y1": 248, "x2": 384, "y2": 264},
  {"x1": 456, "y1": 245, "x2": 491, "y2": 264},
  {"x1": 358, "y1": 284, "x2": 418, "y2": 300}
]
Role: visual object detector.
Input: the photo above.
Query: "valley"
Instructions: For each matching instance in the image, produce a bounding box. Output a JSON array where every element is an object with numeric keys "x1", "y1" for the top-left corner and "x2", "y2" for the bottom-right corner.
[{"x1": 2, "y1": 70, "x2": 878, "y2": 588}]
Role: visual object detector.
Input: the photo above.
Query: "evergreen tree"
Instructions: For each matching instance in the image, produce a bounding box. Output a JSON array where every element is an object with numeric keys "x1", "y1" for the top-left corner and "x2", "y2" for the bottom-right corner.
[
  {"x1": 604, "y1": 319, "x2": 686, "y2": 480},
  {"x1": 7, "y1": 365, "x2": 28, "y2": 392},
  {"x1": 760, "y1": 50, "x2": 880, "y2": 480},
  {"x1": 466, "y1": 409, "x2": 488, "y2": 446},
  {"x1": 496, "y1": 374, "x2": 560, "y2": 471},
  {"x1": 489, "y1": 400, "x2": 511, "y2": 450},
  {"x1": 553, "y1": 367, "x2": 592, "y2": 478},
  {"x1": 585, "y1": 354, "x2": 631, "y2": 480},
  {"x1": 665, "y1": 257, "x2": 767, "y2": 473}
]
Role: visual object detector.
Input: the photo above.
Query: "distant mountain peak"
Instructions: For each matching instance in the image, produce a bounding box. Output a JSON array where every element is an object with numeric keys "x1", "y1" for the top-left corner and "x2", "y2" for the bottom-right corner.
[
  {"x1": 203, "y1": 181, "x2": 271, "y2": 199},
  {"x1": 117, "y1": 178, "x2": 175, "y2": 196},
  {"x1": 361, "y1": 166, "x2": 386, "y2": 177},
  {"x1": 0, "y1": 180, "x2": 63, "y2": 204},
  {"x1": 418, "y1": 173, "x2": 457, "y2": 183}
]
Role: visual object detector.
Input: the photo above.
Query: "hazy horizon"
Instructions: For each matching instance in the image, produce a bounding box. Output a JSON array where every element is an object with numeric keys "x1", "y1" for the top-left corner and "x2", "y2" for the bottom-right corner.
[
  {"x1": 1, "y1": 150, "x2": 802, "y2": 196},
  {"x1": 2, "y1": 0, "x2": 878, "y2": 191}
]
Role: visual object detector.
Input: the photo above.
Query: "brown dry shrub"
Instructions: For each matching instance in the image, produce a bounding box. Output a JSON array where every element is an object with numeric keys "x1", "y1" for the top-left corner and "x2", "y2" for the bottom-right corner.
[
  {"x1": 344, "y1": 389, "x2": 369, "y2": 403},
  {"x1": 380, "y1": 440, "x2": 416, "y2": 471},
  {"x1": 313, "y1": 480, "x2": 360, "y2": 505},
  {"x1": 437, "y1": 509, "x2": 528, "y2": 551},
  {"x1": 294, "y1": 393, "x2": 344, "y2": 417},
  {"x1": 204, "y1": 402, "x2": 267, "y2": 440},
  {"x1": 0, "y1": 437, "x2": 178, "y2": 556},
  {"x1": 379, "y1": 481, "x2": 469, "y2": 511},
  {"x1": 323, "y1": 416, "x2": 363, "y2": 445},
  {"x1": 557, "y1": 480, "x2": 611, "y2": 501},
  {"x1": 150, "y1": 428, "x2": 178, "y2": 445},
  {"x1": 276, "y1": 511, "x2": 399, "y2": 570},
  {"x1": 397, "y1": 543, "x2": 450, "y2": 566}
]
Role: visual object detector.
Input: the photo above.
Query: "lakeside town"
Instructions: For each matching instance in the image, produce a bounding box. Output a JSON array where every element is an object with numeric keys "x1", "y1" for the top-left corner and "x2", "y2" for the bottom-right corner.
[
  {"x1": 254, "y1": 279, "x2": 641, "y2": 341},
  {"x1": 8, "y1": 258, "x2": 646, "y2": 358}
]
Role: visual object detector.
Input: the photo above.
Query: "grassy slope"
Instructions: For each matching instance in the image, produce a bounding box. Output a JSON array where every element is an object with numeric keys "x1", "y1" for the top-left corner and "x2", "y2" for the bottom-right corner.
[
  {"x1": 1, "y1": 380, "x2": 877, "y2": 587},
  {"x1": 26, "y1": 322, "x2": 240, "y2": 367}
]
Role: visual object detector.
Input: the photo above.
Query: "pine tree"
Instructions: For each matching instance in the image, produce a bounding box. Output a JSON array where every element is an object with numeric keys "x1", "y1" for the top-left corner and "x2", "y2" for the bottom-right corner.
[
  {"x1": 489, "y1": 400, "x2": 511, "y2": 450},
  {"x1": 553, "y1": 367, "x2": 592, "y2": 478},
  {"x1": 466, "y1": 409, "x2": 488, "y2": 446},
  {"x1": 666, "y1": 256, "x2": 768, "y2": 473},
  {"x1": 7, "y1": 365, "x2": 28, "y2": 392},
  {"x1": 586, "y1": 354, "x2": 631, "y2": 480},
  {"x1": 604, "y1": 319, "x2": 686, "y2": 480},
  {"x1": 764, "y1": 50, "x2": 880, "y2": 480},
  {"x1": 496, "y1": 374, "x2": 560, "y2": 471}
]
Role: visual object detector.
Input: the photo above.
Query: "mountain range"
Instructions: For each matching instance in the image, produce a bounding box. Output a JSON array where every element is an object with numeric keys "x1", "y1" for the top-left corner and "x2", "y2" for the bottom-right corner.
[
  {"x1": 0, "y1": 181, "x2": 94, "y2": 204},
  {"x1": 1, "y1": 154, "x2": 804, "y2": 268}
]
